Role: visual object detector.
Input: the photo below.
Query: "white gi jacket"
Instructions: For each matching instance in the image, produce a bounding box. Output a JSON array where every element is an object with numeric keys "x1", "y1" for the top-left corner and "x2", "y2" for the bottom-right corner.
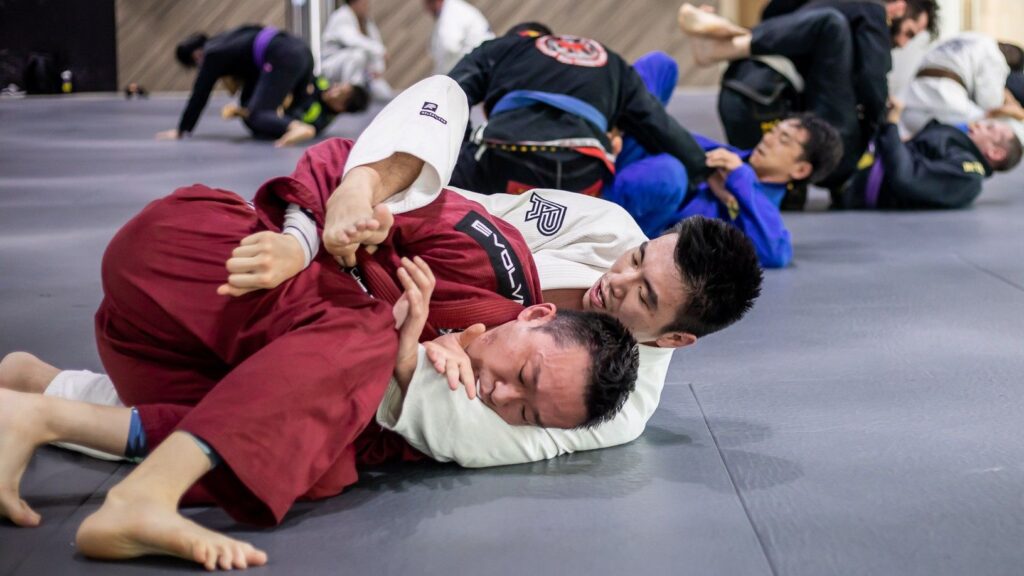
[
  {"x1": 901, "y1": 33, "x2": 1010, "y2": 136},
  {"x1": 320, "y1": 4, "x2": 392, "y2": 99},
  {"x1": 47, "y1": 77, "x2": 674, "y2": 468},
  {"x1": 430, "y1": 0, "x2": 494, "y2": 75},
  {"x1": 347, "y1": 76, "x2": 674, "y2": 468}
]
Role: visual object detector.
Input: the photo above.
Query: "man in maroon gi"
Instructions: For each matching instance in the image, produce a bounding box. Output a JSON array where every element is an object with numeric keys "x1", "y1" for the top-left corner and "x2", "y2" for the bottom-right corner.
[{"x1": 0, "y1": 77, "x2": 639, "y2": 570}]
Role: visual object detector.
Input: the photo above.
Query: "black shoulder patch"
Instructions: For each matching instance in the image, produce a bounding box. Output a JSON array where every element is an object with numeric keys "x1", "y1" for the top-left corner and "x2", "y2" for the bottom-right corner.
[{"x1": 455, "y1": 211, "x2": 533, "y2": 306}]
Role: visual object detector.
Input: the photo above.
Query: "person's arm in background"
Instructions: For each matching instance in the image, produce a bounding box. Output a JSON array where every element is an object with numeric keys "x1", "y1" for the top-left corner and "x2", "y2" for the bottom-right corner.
[
  {"x1": 156, "y1": 52, "x2": 229, "y2": 139},
  {"x1": 616, "y1": 63, "x2": 711, "y2": 182}
]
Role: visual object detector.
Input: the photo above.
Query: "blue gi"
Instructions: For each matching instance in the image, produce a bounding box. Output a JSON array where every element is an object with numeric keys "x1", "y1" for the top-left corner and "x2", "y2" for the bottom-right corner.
[{"x1": 603, "y1": 52, "x2": 793, "y2": 268}]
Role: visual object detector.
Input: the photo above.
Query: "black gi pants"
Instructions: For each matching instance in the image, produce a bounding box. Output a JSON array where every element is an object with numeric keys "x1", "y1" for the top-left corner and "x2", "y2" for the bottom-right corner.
[
  {"x1": 242, "y1": 35, "x2": 314, "y2": 139},
  {"x1": 450, "y1": 140, "x2": 608, "y2": 196},
  {"x1": 719, "y1": 8, "x2": 861, "y2": 191}
]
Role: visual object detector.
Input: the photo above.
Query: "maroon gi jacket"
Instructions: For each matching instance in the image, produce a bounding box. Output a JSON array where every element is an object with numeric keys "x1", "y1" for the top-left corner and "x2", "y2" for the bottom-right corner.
[{"x1": 94, "y1": 138, "x2": 542, "y2": 525}]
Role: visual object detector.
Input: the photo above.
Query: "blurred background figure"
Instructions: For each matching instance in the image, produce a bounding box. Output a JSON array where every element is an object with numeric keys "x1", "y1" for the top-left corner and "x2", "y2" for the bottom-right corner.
[
  {"x1": 320, "y1": 0, "x2": 393, "y2": 101},
  {"x1": 424, "y1": 0, "x2": 494, "y2": 75},
  {"x1": 158, "y1": 25, "x2": 369, "y2": 146}
]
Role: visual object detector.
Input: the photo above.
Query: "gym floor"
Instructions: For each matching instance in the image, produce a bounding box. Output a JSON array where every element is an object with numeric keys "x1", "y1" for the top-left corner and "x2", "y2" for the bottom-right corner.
[{"x1": 2, "y1": 91, "x2": 1023, "y2": 575}]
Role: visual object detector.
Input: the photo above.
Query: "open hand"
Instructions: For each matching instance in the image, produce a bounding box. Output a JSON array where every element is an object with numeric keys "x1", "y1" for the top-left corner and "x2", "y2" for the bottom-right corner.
[
  {"x1": 393, "y1": 257, "x2": 436, "y2": 388},
  {"x1": 705, "y1": 148, "x2": 743, "y2": 174},
  {"x1": 155, "y1": 129, "x2": 180, "y2": 140},
  {"x1": 423, "y1": 323, "x2": 486, "y2": 399}
]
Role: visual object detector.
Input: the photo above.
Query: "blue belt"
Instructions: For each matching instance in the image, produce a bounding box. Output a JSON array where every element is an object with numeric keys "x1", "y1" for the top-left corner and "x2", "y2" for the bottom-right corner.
[{"x1": 490, "y1": 90, "x2": 608, "y2": 132}]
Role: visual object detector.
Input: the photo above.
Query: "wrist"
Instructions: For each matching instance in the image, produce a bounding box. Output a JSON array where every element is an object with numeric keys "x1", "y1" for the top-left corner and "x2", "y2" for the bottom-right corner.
[{"x1": 280, "y1": 231, "x2": 310, "y2": 271}]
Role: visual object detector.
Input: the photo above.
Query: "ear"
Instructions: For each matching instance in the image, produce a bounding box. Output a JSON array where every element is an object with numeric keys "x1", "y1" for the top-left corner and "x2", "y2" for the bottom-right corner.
[
  {"x1": 788, "y1": 160, "x2": 813, "y2": 183},
  {"x1": 519, "y1": 302, "x2": 557, "y2": 324},
  {"x1": 986, "y1": 143, "x2": 1007, "y2": 165},
  {"x1": 652, "y1": 331, "x2": 697, "y2": 349}
]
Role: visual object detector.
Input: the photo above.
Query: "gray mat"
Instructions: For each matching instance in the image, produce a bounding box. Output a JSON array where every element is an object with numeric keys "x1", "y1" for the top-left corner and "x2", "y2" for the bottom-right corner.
[{"x1": 2, "y1": 91, "x2": 1023, "y2": 575}]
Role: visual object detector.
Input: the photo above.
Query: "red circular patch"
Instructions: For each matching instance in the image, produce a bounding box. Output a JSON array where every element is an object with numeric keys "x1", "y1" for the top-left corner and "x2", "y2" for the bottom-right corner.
[{"x1": 534, "y1": 35, "x2": 608, "y2": 68}]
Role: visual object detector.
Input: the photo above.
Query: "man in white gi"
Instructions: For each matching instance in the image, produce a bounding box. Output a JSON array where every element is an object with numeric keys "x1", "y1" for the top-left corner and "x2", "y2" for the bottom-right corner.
[
  {"x1": 2, "y1": 76, "x2": 763, "y2": 471},
  {"x1": 320, "y1": 0, "x2": 393, "y2": 101},
  {"x1": 901, "y1": 32, "x2": 1024, "y2": 141},
  {"x1": 423, "y1": 0, "x2": 494, "y2": 75}
]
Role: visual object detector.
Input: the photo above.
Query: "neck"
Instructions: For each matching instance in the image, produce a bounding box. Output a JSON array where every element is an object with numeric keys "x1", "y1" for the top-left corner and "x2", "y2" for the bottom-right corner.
[{"x1": 752, "y1": 165, "x2": 788, "y2": 184}]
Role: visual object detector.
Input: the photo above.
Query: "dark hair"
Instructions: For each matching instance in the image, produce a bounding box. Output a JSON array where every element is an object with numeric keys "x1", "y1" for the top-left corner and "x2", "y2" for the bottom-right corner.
[
  {"x1": 506, "y1": 22, "x2": 552, "y2": 37},
  {"x1": 346, "y1": 84, "x2": 371, "y2": 113},
  {"x1": 660, "y1": 216, "x2": 762, "y2": 338},
  {"x1": 537, "y1": 310, "x2": 638, "y2": 428},
  {"x1": 175, "y1": 33, "x2": 208, "y2": 68},
  {"x1": 789, "y1": 112, "x2": 843, "y2": 184},
  {"x1": 903, "y1": 0, "x2": 939, "y2": 39},
  {"x1": 999, "y1": 42, "x2": 1024, "y2": 73},
  {"x1": 992, "y1": 130, "x2": 1023, "y2": 172}
]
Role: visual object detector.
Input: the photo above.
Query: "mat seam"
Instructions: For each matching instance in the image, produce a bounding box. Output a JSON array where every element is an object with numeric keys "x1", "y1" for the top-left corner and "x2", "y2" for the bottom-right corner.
[
  {"x1": 955, "y1": 253, "x2": 1024, "y2": 293},
  {"x1": 6, "y1": 460, "x2": 130, "y2": 575},
  {"x1": 690, "y1": 383, "x2": 779, "y2": 576}
]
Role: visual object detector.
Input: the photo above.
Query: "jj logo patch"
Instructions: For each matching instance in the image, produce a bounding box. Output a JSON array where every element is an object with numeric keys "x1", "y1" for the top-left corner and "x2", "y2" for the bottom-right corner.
[
  {"x1": 420, "y1": 101, "x2": 447, "y2": 124},
  {"x1": 524, "y1": 192, "x2": 567, "y2": 236},
  {"x1": 535, "y1": 35, "x2": 608, "y2": 67},
  {"x1": 455, "y1": 211, "x2": 532, "y2": 306}
]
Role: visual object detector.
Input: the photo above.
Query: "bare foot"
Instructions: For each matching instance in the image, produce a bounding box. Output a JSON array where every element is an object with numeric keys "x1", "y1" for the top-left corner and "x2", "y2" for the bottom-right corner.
[
  {"x1": 76, "y1": 488, "x2": 268, "y2": 570},
  {"x1": 678, "y1": 3, "x2": 748, "y2": 37},
  {"x1": 0, "y1": 352, "x2": 58, "y2": 393},
  {"x1": 0, "y1": 388, "x2": 47, "y2": 527}
]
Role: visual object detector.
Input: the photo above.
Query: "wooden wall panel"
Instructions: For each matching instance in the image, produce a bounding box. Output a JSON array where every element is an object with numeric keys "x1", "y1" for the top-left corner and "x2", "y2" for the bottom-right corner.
[
  {"x1": 115, "y1": 0, "x2": 742, "y2": 92},
  {"x1": 371, "y1": 0, "x2": 728, "y2": 90},
  {"x1": 116, "y1": 0, "x2": 284, "y2": 92}
]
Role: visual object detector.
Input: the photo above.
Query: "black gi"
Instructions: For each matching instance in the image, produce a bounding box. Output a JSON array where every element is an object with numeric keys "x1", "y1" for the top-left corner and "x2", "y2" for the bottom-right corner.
[
  {"x1": 177, "y1": 26, "x2": 326, "y2": 139},
  {"x1": 447, "y1": 33, "x2": 708, "y2": 195},
  {"x1": 836, "y1": 121, "x2": 991, "y2": 210},
  {"x1": 719, "y1": 0, "x2": 891, "y2": 192}
]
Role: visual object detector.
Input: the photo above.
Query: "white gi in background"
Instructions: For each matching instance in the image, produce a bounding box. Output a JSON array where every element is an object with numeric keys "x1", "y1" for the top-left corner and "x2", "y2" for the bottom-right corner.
[
  {"x1": 900, "y1": 33, "x2": 1010, "y2": 137},
  {"x1": 320, "y1": 1, "x2": 393, "y2": 100},
  {"x1": 430, "y1": 0, "x2": 494, "y2": 75},
  {"x1": 44, "y1": 76, "x2": 674, "y2": 469}
]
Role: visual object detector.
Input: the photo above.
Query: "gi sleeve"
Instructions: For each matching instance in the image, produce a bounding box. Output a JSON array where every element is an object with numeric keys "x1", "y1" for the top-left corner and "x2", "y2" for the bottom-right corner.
[
  {"x1": 723, "y1": 165, "x2": 793, "y2": 268},
  {"x1": 616, "y1": 63, "x2": 711, "y2": 181},
  {"x1": 877, "y1": 123, "x2": 985, "y2": 208},
  {"x1": 973, "y1": 38, "x2": 1012, "y2": 112},
  {"x1": 178, "y1": 53, "x2": 229, "y2": 135},
  {"x1": 344, "y1": 75, "x2": 469, "y2": 215},
  {"x1": 376, "y1": 344, "x2": 674, "y2": 468}
]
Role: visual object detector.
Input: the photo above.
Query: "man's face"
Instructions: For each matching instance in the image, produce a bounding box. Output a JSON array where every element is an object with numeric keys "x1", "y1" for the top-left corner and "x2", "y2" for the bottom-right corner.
[
  {"x1": 466, "y1": 308, "x2": 590, "y2": 428},
  {"x1": 968, "y1": 120, "x2": 1014, "y2": 163},
  {"x1": 323, "y1": 83, "x2": 354, "y2": 113},
  {"x1": 748, "y1": 119, "x2": 811, "y2": 183},
  {"x1": 581, "y1": 233, "x2": 687, "y2": 344},
  {"x1": 891, "y1": 11, "x2": 929, "y2": 48}
]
